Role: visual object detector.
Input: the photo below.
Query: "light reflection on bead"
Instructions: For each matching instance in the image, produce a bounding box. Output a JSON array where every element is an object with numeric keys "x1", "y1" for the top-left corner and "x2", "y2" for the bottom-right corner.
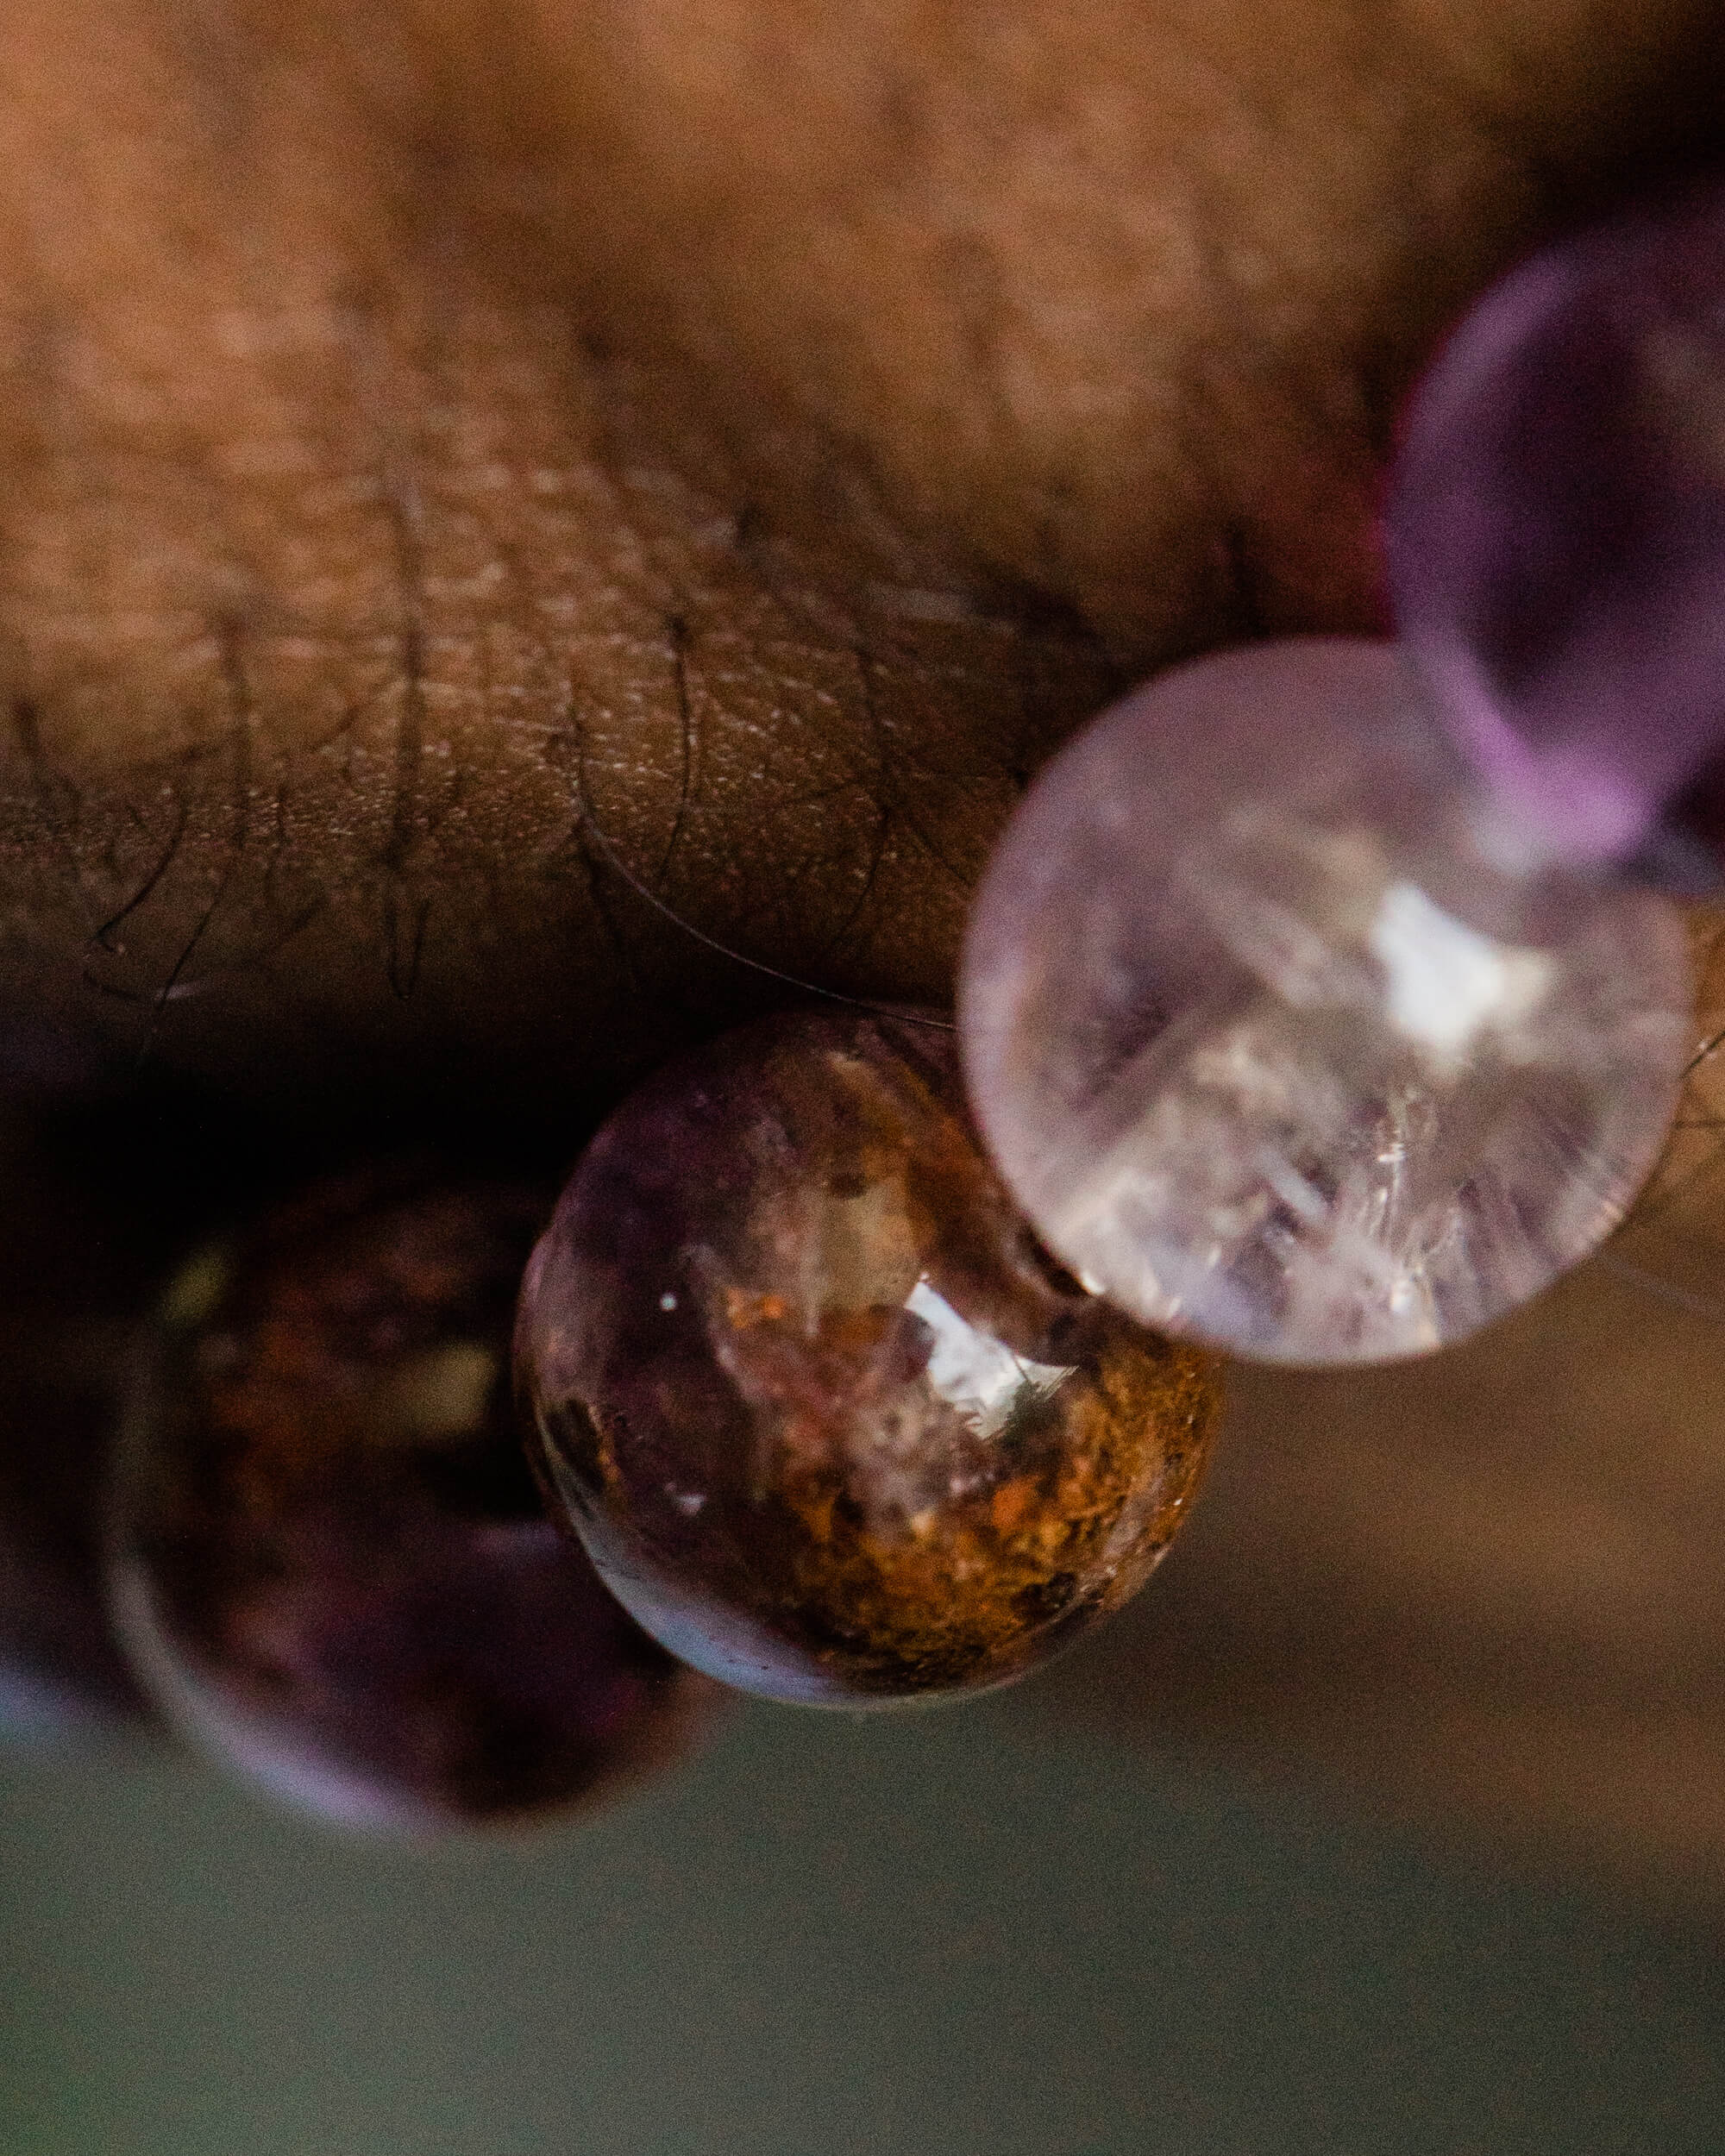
[
  {"x1": 960, "y1": 639, "x2": 1691, "y2": 1367},
  {"x1": 108, "y1": 1169, "x2": 713, "y2": 1833},
  {"x1": 516, "y1": 1011, "x2": 1220, "y2": 1707}
]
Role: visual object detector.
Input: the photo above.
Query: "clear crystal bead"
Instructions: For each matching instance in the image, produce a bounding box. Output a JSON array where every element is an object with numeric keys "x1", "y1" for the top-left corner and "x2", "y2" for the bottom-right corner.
[{"x1": 959, "y1": 640, "x2": 1691, "y2": 1366}]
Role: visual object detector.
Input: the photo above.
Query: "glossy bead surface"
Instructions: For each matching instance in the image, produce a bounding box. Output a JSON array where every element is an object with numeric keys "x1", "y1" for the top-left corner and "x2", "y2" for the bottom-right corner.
[
  {"x1": 960, "y1": 639, "x2": 1690, "y2": 1366},
  {"x1": 1386, "y1": 184, "x2": 1725, "y2": 875},
  {"x1": 517, "y1": 1011, "x2": 1220, "y2": 1706},
  {"x1": 110, "y1": 1170, "x2": 711, "y2": 1832}
]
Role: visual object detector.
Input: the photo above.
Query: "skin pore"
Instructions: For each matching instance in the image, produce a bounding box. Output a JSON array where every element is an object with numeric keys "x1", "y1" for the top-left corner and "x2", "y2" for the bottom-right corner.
[{"x1": 3, "y1": 0, "x2": 1725, "y2": 1879}]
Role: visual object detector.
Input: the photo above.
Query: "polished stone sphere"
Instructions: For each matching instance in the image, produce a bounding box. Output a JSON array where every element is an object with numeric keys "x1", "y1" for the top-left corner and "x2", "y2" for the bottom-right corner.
[
  {"x1": 109, "y1": 1169, "x2": 712, "y2": 1832},
  {"x1": 516, "y1": 1011, "x2": 1220, "y2": 1706},
  {"x1": 960, "y1": 639, "x2": 1691, "y2": 1366},
  {"x1": 1386, "y1": 182, "x2": 1725, "y2": 880}
]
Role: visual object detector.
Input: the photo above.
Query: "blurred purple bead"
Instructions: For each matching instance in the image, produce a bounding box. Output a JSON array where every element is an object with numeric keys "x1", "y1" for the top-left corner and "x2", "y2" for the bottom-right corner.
[
  {"x1": 109, "y1": 1169, "x2": 714, "y2": 1833},
  {"x1": 1386, "y1": 181, "x2": 1725, "y2": 877}
]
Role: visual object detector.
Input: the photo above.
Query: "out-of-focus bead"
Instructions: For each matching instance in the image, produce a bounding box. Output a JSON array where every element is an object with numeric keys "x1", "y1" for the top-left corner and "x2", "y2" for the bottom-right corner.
[
  {"x1": 109, "y1": 1169, "x2": 712, "y2": 1833},
  {"x1": 517, "y1": 1011, "x2": 1220, "y2": 1706},
  {"x1": 960, "y1": 639, "x2": 1690, "y2": 1365},
  {"x1": 1386, "y1": 183, "x2": 1725, "y2": 880}
]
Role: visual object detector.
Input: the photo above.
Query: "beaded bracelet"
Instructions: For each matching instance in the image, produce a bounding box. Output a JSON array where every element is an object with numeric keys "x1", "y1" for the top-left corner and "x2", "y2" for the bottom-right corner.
[{"x1": 5, "y1": 182, "x2": 1722, "y2": 1825}]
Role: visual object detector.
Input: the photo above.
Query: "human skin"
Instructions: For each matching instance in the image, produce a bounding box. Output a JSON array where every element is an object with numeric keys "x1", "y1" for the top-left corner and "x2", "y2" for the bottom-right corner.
[
  {"x1": 3, "y1": 0, "x2": 1725, "y2": 1876},
  {"x1": 0, "y1": 0, "x2": 1718, "y2": 1134}
]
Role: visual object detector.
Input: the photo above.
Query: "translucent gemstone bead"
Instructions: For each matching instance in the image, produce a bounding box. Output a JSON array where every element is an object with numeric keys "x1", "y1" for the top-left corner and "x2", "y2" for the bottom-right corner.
[
  {"x1": 1, "y1": 1117, "x2": 148, "y2": 1738},
  {"x1": 516, "y1": 1011, "x2": 1220, "y2": 1706},
  {"x1": 109, "y1": 1170, "x2": 712, "y2": 1832},
  {"x1": 959, "y1": 639, "x2": 1691, "y2": 1367},
  {"x1": 1386, "y1": 184, "x2": 1725, "y2": 877}
]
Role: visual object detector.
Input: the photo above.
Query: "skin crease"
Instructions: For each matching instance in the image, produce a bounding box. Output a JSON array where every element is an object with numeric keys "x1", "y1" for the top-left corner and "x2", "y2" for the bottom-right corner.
[{"x1": 3, "y1": 0, "x2": 1725, "y2": 1878}]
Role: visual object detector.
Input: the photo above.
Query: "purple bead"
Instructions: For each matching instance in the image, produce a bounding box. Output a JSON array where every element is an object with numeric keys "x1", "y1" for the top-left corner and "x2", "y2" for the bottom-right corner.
[
  {"x1": 109, "y1": 1169, "x2": 714, "y2": 1833},
  {"x1": 1386, "y1": 182, "x2": 1725, "y2": 874}
]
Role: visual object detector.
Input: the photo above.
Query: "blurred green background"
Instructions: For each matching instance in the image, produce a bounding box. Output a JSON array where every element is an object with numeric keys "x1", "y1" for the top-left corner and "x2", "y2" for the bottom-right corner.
[{"x1": 3, "y1": 1688, "x2": 1722, "y2": 2155}]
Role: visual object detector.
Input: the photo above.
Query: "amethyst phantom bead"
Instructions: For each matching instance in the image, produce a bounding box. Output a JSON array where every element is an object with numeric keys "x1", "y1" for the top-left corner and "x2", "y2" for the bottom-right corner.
[
  {"x1": 1386, "y1": 182, "x2": 1725, "y2": 879},
  {"x1": 958, "y1": 639, "x2": 1690, "y2": 1367},
  {"x1": 516, "y1": 1010, "x2": 1220, "y2": 1706}
]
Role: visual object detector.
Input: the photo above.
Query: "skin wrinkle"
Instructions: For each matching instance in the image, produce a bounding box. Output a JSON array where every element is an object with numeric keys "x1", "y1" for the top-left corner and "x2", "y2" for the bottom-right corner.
[{"x1": 0, "y1": 0, "x2": 1718, "y2": 1138}]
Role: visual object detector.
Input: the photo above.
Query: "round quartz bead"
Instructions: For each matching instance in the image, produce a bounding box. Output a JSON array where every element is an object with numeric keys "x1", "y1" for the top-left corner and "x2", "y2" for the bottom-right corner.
[
  {"x1": 1386, "y1": 183, "x2": 1725, "y2": 876},
  {"x1": 959, "y1": 639, "x2": 1691, "y2": 1367},
  {"x1": 109, "y1": 1170, "x2": 712, "y2": 1833},
  {"x1": 516, "y1": 1011, "x2": 1220, "y2": 1707}
]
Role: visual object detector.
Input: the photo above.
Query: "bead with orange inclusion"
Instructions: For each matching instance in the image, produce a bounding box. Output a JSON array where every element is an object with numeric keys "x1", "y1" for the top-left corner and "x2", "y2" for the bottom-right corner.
[{"x1": 517, "y1": 1009, "x2": 1222, "y2": 1706}]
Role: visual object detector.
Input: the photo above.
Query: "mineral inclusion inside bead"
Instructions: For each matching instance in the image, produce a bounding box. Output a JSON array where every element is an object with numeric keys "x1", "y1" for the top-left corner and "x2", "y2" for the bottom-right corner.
[
  {"x1": 0, "y1": 1112, "x2": 149, "y2": 1739},
  {"x1": 516, "y1": 1011, "x2": 1220, "y2": 1706},
  {"x1": 959, "y1": 639, "x2": 1691, "y2": 1367}
]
